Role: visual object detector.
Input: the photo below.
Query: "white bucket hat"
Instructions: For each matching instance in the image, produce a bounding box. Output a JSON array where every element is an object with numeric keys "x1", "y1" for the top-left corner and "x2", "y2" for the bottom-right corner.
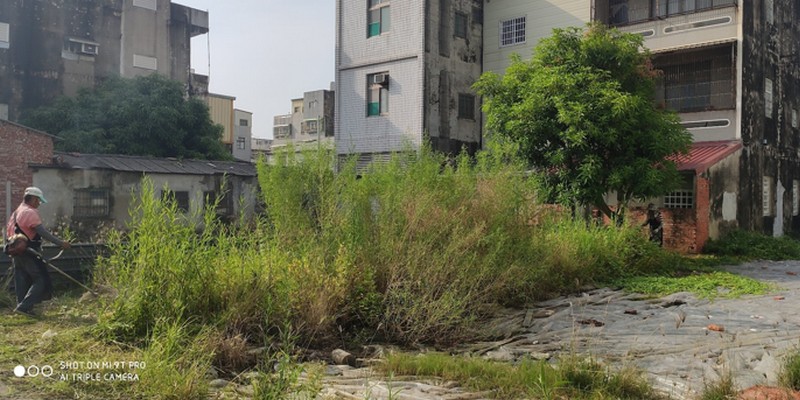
[{"x1": 24, "y1": 187, "x2": 47, "y2": 203}]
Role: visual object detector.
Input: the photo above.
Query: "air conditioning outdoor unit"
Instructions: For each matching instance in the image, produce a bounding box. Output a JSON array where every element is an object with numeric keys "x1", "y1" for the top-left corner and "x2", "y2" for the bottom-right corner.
[
  {"x1": 80, "y1": 43, "x2": 98, "y2": 55},
  {"x1": 373, "y1": 73, "x2": 388, "y2": 84}
]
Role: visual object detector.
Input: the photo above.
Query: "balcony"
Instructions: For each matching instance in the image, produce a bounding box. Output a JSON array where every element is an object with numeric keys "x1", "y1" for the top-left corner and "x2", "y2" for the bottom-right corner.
[{"x1": 597, "y1": 0, "x2": 739, "y2": 53}]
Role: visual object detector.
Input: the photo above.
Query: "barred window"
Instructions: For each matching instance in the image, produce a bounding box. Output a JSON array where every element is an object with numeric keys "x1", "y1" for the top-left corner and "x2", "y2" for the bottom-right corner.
[
  {"x1": 458, "y1": 94, "x2": 475, "y2": 120},
  {"x1": 74, "y1": 189, "x2": 110, "y2": 218},
  {"x1": 664, "y1": 191, "x2": 694, "y2": 208},
  {"x1": 499, "y1": 16, "x2": 525, "y2": 47},
  {"x1": 664, "y1": 174, "x2": 694, "y2": 208}
]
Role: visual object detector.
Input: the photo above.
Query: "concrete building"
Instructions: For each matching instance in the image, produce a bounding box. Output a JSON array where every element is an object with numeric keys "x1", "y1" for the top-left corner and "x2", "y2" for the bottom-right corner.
[
  {"x1": 337, "y1": 0, "x2": 800, "y2": 250},
  {"x1": 272, "y1": 89, "x2": 335, "y2": 155},
  {"x1": 233, "y1": 109, "x2": 253, "y2": 162},
  {"x1": 251, "y1": 137, "x2": 273, "y2": 163},
  {"x1": 335, "y1": 0, "x2": 483, "y2": 168},
  {"x1": 31, "y1": 152, "x2": 259, "y2": 234},
  {"x1": 0, "y1": 0, "x2": 209, "y2": 122}
]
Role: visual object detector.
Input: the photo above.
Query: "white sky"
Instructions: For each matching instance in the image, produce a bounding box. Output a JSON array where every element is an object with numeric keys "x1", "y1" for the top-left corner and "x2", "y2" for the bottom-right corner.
[{"x1": 174, "y1": 1, "x2": 336, "y2": 139}]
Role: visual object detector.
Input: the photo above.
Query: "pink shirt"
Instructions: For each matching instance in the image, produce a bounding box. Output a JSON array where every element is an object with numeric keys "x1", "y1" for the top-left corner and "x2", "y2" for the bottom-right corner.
[{"x1": 6, "y1": 203, "x2": 42, "y2": 240}]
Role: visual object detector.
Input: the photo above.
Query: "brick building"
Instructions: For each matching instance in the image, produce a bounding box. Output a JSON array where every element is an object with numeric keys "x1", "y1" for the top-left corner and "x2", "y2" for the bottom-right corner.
[{"x1": 0, "y1": 120, "x2": 55, "y2": 224}]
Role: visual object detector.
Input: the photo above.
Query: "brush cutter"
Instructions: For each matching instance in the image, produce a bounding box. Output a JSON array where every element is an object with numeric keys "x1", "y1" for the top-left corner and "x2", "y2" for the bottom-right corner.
[{"x1": 26, "y1": 248, "x2": 98, "y2": 296}]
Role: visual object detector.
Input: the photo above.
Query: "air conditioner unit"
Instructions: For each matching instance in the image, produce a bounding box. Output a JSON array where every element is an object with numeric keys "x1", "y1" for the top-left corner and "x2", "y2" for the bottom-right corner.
[
  {"x1": 373, "y1": 73, "x2": 388, "y2": 84},
  {"x1": 80, "y1": 43, "x2": 98, "y2": 55}
]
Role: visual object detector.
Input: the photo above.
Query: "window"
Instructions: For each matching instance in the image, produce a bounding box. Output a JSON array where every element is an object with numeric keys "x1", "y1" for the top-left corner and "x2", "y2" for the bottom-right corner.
[
  {"x1": 765, "y1": 0, "x2": 774, "y2": 24},
  {"x1": 472, "y1": 0, "x2": 483, "y2": 25},
  {"x1": 239, "y1": 119, "x2": 249, "y2": 127},
  {"x1": 793, "y1": 110, "x2": 799, "y2": 129},
  {"x1": 458, "y1": 94, "x2": 475, "y2": 120},
  {"x1": 133, "y1": 0, "x2": 157, "y2": 10},
  {"x1": 301, "y1": 119, "x2": 319, "y2": 134},
  {"x1": 454, "y1": 12, "x2": 468, "y2": 38},
  {"x1": 368, "y1": 0, "x2": 390, "y2": 38},
  {"x1": 763, "y1": 176, "x2": 773, "y2": 216},
  {"x1": 0, "y1": 103, "x2": 7, "y2": 120},
  {"x1": 500, "y1": 16, "x2": 526, "y2": 47},
  {"x1": 610, "y1": 0, "x2": 738, "y2": 26},
  {"x1": 655, "y1": 47, "x2": 735, "y2": 113},
  {"x1": 664, "y1": 190, "x2": 694, "y2": 208},
  {"x1": 133, "y1": 54, "x2": 158, "y2": 70},
  {"x1": 664, "y1": 174, "x2": 694, "y2": 208},
  {"x1": 0, "y1": 22, "x2": 9, "y2": 49},
  {"x1": 793, "y1": 180, "x2": 799, "y2": 216},
  {"x1": 765, "y1": 78, "x2": 773, "y2": 118},
  {"x1": 367, "y1": 72, "x2": 389, "y2": 116},
  {"x1": 162, "y1": 190, "x2": 190, "y2": 213},
  {"x1": 63, "y1": 38, "x2": 99, "y2": 57},
  {"x1": 74, "y1": 189, "x2": 110, "y2": 218},
  {"x1": 236, "y1": 137, "x2": 246, "y2": 150},
  {"x1": 274, "y1": 125, "x2": 291, "y2": 138}
]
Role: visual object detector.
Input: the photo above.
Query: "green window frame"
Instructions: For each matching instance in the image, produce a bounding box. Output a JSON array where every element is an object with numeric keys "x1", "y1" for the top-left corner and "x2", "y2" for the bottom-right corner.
[
  {"x1": 367, "y1": 73, "x2": 389, "y2": 116},
  {"x1": 368, "y1": 0, "x2": 390, "y2": 38}
]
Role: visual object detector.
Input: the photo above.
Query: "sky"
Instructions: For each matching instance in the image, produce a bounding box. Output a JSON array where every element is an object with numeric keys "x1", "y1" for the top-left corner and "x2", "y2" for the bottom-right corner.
[{"x1": 173, "y1": 1, "x2": 336, "y2": 139}]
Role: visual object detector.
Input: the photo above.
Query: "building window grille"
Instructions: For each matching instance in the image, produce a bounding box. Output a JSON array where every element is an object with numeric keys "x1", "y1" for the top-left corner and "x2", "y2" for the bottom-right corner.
[
  {"x1": 793, "y1": 109, "x2": 798, "y2": 129},
  {"x1": 274, "y1": 125, "x2": 291, "y2": 139},
  {"x1": 368, "y1": 0, "x2": 390, "y2": 38},
  {"x1": 664, "y1": 190, "x2": 694, "y2": 209},
  {"x1": 239, "y1": 118, "x2": 248, "y2": 127},
  {"x1": 74, "y1": 189, "x2": 110, "y2": 218},
  {"x1": 793, "y1": 180, "x2": 799, "y2": 216},
  {"x1": 608, "y1": 0, "x2": 737, "y2": 26},
  {"x1": 367, "y1": 72, "x2": 389, "y2": 116},
  {"x1": 162, "y1": 190, "x2": 190, "y2": 213},
  {"x1": 500, "y1": 16, "x2": 525, "y2": 47},
  {"x1": 0, "y1": 22, "x2": 9, "y2": 49},
  {"x1": 301, "y1": 119, "x2": 319, "y2": 134},
  {"x1": 458, "y1": 94, "x2": 475, "y2": 120},
  {"x1": 236, "y1": 137, "x2": 246, "y2": 150},
  {"x1": 655, "y1": 47, "x2": 735, "y2": 112},
  {"x1": 454, "y1": 12, "x2": 468, "y2": 38}
]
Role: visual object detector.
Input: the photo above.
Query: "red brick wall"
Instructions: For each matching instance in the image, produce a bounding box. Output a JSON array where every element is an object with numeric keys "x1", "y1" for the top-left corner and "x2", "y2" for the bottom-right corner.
[{"x1": 0, "y1": 121, "x2": 54, "y2": 223}]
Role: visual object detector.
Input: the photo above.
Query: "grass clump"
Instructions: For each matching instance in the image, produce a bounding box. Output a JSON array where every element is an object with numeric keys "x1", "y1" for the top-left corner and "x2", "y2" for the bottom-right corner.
[
  {"x1": 780, "y1": 347, "x2": 800, "y2": 390},
  {"x1": 704, "y1": 230, "x2": 800, "y2": 261},
  {"x1": 615, "y1": 271, "x2": 773, "y2": 299},
  {"x1": 698, "y1": 372, "x2": 738, "y2": 400},
  {"x1": 381, "y1": 352, "x2": 666, "y2": 399}
]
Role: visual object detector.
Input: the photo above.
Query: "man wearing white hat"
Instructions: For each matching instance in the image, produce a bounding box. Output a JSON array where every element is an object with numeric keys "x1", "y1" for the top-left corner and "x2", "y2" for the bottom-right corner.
[{"x1": 5, "y1": 187, "x2": 71, "y2": 317}]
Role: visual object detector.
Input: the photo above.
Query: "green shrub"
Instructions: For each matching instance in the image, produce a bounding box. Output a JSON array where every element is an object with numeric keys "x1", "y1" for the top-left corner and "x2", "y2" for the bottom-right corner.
[
  {"x1": 780, "y1": 348, "x2": 800, "y2": 390},
  {"x1": 704, "y1": 230, "x2": 800, "y2": 260}
]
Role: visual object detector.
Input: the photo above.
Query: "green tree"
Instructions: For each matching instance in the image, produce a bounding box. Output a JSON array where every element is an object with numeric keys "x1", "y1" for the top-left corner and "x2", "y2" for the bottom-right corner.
[
  {"x1": 474, "y1": 23, "x2": 692, "y2": 221},
  {"x1": 22, "y1": 74, "x2": 231, "y2": 160}
]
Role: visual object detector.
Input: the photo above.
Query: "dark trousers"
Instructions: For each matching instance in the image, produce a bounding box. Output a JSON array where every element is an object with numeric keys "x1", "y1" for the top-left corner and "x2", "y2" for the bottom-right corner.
[{"x1": 13, "y1": 253, "x2": 52, "y2": 312}]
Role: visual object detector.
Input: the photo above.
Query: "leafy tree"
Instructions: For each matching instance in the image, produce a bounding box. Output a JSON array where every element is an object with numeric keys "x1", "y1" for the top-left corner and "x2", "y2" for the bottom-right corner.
[
  {"x1": 22, "y1": 74, "x2": 231, "y2": 160},
  {"x1": 474, "y1": 23, "x2": 692, "y2": 221}
]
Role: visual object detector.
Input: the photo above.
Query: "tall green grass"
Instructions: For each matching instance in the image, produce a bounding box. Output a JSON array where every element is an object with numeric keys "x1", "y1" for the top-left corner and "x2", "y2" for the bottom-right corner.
[{"x1": 96, "y1": 141, "x2": 670, "y2": 351}]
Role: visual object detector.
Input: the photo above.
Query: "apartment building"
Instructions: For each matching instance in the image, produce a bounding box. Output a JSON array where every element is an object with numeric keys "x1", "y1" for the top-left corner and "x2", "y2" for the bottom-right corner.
[
  {"x1": 0, "y1": 0, "x2": 209, "y2": 122},
  {"x1": 334, "y1": 0, "x2": 483, "y2": 167},
  {"x1": 337, "y1": 0, "x2": 800, "y2": 249},
  {"x1": 272, "y1": 89, "x2": 335, "y2": 155}
]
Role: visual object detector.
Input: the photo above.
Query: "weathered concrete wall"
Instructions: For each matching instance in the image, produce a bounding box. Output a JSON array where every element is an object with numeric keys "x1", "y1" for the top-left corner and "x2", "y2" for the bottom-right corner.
[
  {"x1": 707, "y1": 148, "x2": 742, "y2": 240},
  {"x1": 0, "y1": 120, "x2": 54, "y2": 224},
  {"x1": 740, "y1": 0, "x2": 800, "y2": 236},
  {"x1": 31, "y1": 168, "x2": 259, "y2": 230},
  {"x1": 424, "y1": 0, "x2": 483, "y2": 155}
]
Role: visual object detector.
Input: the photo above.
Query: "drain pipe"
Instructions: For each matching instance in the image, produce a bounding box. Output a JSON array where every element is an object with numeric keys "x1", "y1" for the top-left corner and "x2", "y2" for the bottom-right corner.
[{"x1": 5, "y1": 181, "x2": 9, "y2": 224}]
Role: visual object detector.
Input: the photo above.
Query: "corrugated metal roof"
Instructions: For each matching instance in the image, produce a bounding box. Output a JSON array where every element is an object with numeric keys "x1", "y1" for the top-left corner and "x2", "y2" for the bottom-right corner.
[
  {"x1": 43, "y1": 153, "x2": 256, "y2": 177},
  {"x1": 671, "y1": 140, "x2": 742, "y2": 174}
]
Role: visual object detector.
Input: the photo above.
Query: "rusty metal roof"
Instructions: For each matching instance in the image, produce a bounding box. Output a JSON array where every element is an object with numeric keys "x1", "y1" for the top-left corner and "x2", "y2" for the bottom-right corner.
[
  {"x1": 40, "y1": 153, "x2": 256, "y2": 177},
  {"x1": 672, "y1": 140, "x2": 742, "y2": 174}
]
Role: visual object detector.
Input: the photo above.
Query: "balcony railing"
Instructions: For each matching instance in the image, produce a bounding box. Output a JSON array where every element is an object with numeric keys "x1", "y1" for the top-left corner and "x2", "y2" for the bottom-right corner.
[{"x1": 608, "y1": 0, "x2": 736, "y2": 27}]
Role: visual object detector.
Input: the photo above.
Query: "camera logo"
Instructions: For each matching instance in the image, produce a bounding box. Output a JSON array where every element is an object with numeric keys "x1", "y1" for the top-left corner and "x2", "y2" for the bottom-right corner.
[{"x1": 13, "y1": 365, "x2": 54, "y2": 378}]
